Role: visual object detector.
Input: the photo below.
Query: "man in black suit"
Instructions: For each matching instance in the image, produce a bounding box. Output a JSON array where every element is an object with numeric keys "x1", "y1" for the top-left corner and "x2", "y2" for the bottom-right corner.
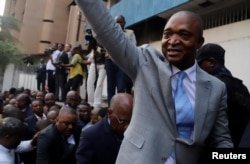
[
  {"x1": 36, "y1": 58, "x2": 47, "y2": 92},
  {"x1": 21, "y1": 99, "x2": 46, "y2": 164},
  {"x1": 25, "y1": 99, "x2": 46, "y2": 139},
  {"x1": 16, "y1": 93, "x2": 33, "y2": 119},
  {"x1": 76, "y1": 93, "x2": 133, "y2": 164},
  {"x1": 54, "y1": 43, "x2": 69, "y2": 101},
  {"x1": 36, "y1": 106, "x2": 80, "y2": 164}
]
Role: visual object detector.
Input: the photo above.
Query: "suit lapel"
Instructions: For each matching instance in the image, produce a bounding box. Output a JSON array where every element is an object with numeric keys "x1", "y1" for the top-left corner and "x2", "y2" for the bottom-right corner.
[
  {"x1": 157, "y1": 59, "x2": 177, "y2": 134},
  {"x1": 194, "y1": 67, "x2": 211, "y2": 141}
]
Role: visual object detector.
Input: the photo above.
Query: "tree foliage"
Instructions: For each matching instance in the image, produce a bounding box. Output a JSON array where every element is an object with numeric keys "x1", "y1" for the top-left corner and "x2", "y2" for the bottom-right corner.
[
  {"x1": 0, "y1": 40, "x2": 22, "y2": 70},
  {"x1": 0, "y1": 16, "x2": 23, "y2": 70}
]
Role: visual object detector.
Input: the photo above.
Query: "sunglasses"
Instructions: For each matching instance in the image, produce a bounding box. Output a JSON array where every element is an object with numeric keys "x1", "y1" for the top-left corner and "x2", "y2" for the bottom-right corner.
[{"x1": 112, "y1": 112, "x2": 130, "y2": 125}]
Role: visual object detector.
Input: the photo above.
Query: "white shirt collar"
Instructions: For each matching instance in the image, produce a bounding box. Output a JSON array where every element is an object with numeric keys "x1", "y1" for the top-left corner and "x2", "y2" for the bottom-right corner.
[
  {"x1": 171, "y1": 61, "x2": 197, "y2": 83},
  {"x1": 34, "y1": 113, "x2": 47, "y2": 120}
]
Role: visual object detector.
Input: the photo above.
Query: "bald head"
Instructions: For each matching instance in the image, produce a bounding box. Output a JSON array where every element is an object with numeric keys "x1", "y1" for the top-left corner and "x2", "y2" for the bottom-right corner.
[
  {"x1": 66, "y1": 91, "x2": 80, "y2": 109},
  {"x1": 167, "y1": 10, "x2": 203, "y2": 39},
  {"x1": 108, "y1": 93, "x2": 133, "y2": 136},
  {"x1": 110, "y1": 93, "x2": 133, "y2": 112},
  {"x1": 58, "y1": 106, "x2": 77, "y2": 117}
]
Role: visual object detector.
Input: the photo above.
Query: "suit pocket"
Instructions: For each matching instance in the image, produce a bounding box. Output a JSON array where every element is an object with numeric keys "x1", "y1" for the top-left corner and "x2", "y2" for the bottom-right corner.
[{"x1": 125, "y1": 129, "x2": 145, "y2": 149}]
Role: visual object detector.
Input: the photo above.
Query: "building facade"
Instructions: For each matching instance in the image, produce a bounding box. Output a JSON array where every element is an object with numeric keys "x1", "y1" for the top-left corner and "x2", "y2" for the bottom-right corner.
[
  {"x1": 2, "y1": 0, "x2": 250, "y2": 91},
  {"x1": 3, "y1": 0, "x2": 88, "y2": 55}
]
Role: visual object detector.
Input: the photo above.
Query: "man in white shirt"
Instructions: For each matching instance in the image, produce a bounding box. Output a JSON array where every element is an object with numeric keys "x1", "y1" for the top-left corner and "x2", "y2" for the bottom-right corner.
[
  {"x1": 0, "y1": 117, "x2": 29, "y2": 164},
  {"x1": 46, "y1": 43, "x2": 60, "y2": 94}
]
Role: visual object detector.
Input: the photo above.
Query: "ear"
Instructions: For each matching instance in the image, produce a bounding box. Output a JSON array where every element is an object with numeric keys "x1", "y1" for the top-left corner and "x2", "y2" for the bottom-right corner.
[
  {"x1": 197, "y1": 37, "x2": 205, "y2": 48},
  {"x1": 55, "y1": 116, "x2": 59, "y2": 123},
  {"x1": 107, "y1": 108, "x2": 114, "y2": 118}
]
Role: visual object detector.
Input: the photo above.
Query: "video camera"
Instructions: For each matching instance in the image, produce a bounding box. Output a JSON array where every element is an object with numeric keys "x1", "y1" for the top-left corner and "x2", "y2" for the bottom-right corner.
[
  {"x1": 44, "y1": 48, "x2": 54, "y2": 55},
  {"x1": 85, "y1": 29, "x2": 93, "y2": 42}
]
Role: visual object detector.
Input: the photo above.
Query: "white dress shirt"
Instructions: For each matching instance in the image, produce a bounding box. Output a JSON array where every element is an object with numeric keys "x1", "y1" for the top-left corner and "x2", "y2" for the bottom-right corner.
[
  {"x1": 0, "y1": 145, "x2": 15, "y2": 164},
  {"x1": 46, "y1": 50, "x2": 60, "y2": 71}
]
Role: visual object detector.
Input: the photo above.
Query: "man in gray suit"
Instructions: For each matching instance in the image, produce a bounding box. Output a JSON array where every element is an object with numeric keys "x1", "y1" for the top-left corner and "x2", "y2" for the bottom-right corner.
[{"x1": 76, "y1": 0, "x2": 233, "y2": 164}]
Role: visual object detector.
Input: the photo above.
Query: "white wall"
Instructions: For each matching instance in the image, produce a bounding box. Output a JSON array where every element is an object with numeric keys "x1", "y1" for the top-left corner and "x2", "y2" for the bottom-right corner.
[
  {"x1": 2, "y1": 64, "x2": 15, "y2": 92},
  {"x1": 203, "y1": 20, "x2": 250, "y2": 90}
]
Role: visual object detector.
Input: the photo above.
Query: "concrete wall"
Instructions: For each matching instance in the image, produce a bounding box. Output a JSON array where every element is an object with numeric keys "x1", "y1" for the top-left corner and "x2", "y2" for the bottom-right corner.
[{"x1": 2, "y1": 64, "x2": 15, "y2": 92}]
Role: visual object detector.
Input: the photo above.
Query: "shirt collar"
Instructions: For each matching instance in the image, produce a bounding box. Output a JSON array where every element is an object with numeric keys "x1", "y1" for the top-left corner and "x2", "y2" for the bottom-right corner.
[
  {"x1": 171, "y1": 61, "x2": 197, "y2": 83},
  {"x1": 0, "y1": 145, "x2": 11, "y2": 153},
  {"x1": 34, "y1": 113, "x2": 47, "y2": 120}
]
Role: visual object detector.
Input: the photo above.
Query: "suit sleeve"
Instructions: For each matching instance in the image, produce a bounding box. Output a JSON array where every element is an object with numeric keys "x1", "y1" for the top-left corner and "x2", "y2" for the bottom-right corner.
[
  {"x1": 36, "y1": 132, "x2": 52, "y2": 164},
  {"x1": 75, "y1": 0, "x2": 141, "y2": 80},
  {"x1": 76, "y1": 131, "x2": 95, "y2": 164}
]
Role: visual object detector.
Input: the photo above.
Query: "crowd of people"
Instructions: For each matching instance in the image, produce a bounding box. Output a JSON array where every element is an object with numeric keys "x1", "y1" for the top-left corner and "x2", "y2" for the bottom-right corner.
[
  {"x1": 0, "y1": 86, "x2": 133, "y2": 164},
  {"x1": 36, "y1": 14, "x2": 136, "y2": 110},
  {"x1": 0, "y1": 0, "x2": 250, "y2": 163}
]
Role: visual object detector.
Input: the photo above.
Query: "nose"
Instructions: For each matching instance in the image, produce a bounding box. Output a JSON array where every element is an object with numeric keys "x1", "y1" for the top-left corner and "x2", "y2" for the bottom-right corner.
[
  {"x1": 167, "y1": 34, "x2": 180, "y2": 45},
  {"x1": 68, "y1": 124, "x2": 73, "y2": 129}
]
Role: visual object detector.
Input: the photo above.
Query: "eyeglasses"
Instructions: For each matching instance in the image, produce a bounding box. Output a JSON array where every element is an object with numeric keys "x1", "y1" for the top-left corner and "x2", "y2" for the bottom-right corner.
[{"x1": 112, "y1": 113, "x2": 130, "y2": 125}]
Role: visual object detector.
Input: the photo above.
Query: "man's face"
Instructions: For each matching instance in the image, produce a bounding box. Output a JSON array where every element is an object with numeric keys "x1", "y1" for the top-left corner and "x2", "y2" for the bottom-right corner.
[
  {"x1": 66, "y1": 94, "x2": 80, "y2": 109},
  {"x1": 56, "y1": 113, "x2": 77, "y2": 137},
  {"x1": 65, "y1": 44, "x2": 71, "y2": 52},
  {"x1": 58, "y1": 44, "x2": 64, "y2": 51},
  {"x1": 161, "y1": 12, "x2": 204, "y2": 70},
  {"x1": 47, "y1": 111, "x2": 58, "y2": 124},
  {"x1": 108, "y1": 107, "x2": 132, "y2": 137},
  {"x1": 16, "y1": 96, "x2": 25, "y2": 109},
  {"x1": 44, "y1": 95, "x2": 55, "y2": 107},
  {"x1": 77, "y1": 105, "x2": 91, "y2": 123},
  {"x1": 31, "y1": 100, "x2": 44, "y2": 116},
  {"x1": 36, "y1": 92, "x2": 45, "y2": 102},
  {"x1": 115, "y1": 16, "x2": 125, "y2": 30},
  {"x1": 198, "y1": 59, "x2": 215, "y2": 74}
]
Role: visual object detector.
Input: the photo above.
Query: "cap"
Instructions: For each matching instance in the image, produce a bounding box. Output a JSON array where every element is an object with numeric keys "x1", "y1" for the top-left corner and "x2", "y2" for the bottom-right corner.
[{"x1": 196, "y1": 43, "x2": 225, "y2": 64}]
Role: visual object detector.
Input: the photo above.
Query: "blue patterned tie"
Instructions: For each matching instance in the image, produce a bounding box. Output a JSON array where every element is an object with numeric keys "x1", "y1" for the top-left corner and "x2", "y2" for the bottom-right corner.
[{"x1": 174, "y1": 71, "x2": 194, "y2": 139}]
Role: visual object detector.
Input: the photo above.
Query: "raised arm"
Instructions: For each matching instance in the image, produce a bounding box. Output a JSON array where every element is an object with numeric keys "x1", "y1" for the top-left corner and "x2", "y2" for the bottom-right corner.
[{"x1": 76, "y1": 0, "x2": 140, "y2": 79}]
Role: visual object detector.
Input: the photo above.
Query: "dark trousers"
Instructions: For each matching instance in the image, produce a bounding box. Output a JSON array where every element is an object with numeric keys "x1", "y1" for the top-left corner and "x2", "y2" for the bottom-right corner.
[
  {"x1": 105, "y1": 59, "x2": 132, "y2": 106},
  {"x1": 37, "y1": 78, "x2": 46, "y2": 92},
  {"x1": 47, "y1": 70, "x2": 55, "y2": 94},
  {"x1": 55, "y1": 72, "x2": 67, "y2": 101},
  {"x1": 64, "y1": 74, "x2": 83, "y2": 98}
]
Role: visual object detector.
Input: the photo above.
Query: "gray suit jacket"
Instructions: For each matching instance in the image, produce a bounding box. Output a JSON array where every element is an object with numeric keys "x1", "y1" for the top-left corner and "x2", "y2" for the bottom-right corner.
[{"x1": 76, "y1": 0, "x2": 233, "y2": 163}]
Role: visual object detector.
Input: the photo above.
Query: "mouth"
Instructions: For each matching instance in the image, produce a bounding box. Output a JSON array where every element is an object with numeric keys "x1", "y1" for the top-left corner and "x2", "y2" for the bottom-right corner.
[
  {"x1": 167, "y1": 48, "x2": 182, "y2": 56},
  {"x1": 64, "y1": 130, "x2": 72, "y2": 136}
]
